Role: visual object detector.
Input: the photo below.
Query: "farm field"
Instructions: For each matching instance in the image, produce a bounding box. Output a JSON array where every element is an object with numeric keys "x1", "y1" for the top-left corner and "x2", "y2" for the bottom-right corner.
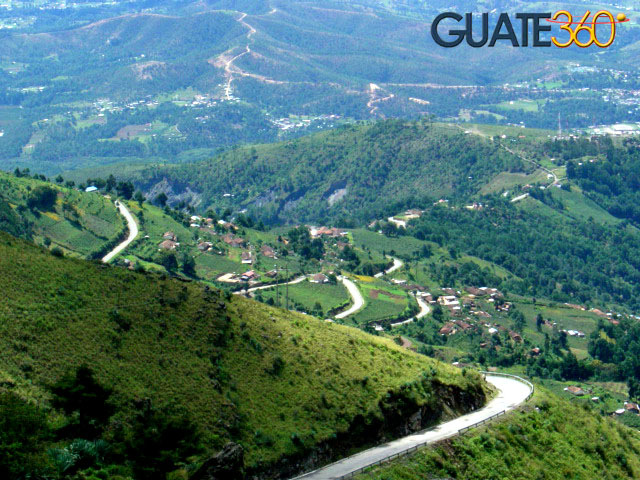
[{"x1": 256, "y1": 280, "x2": 350, "y2": 317}]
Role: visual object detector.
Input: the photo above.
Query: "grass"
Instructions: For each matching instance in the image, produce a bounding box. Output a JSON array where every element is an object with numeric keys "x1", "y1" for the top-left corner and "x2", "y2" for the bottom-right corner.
[
  {"x1": 351, "y1": 280, "x2": 410, "y2": 325},
  {"x1": 479, "y1": 170, "x2": 548, "y2": 195},
  {"x1": 0, "y1": 231, "x2": 488, "y2": 472},
  {"x1": 356, "y1": 387, "x2": 640, "y2": 480},
  {"x1": 256, "y1": 280, "x2": 350, "y2": 315},
  {"x1": 492, "y1": 99, "x2": 544, "y2": 112},
  {"x1": 0, "y1": 171, "x2": 124, "y2": 257}
]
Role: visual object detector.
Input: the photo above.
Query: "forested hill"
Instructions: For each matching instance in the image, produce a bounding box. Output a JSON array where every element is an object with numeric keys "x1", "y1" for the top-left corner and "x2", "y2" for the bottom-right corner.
[{"x1": 136, "y1": 120, "x2": 526, "y2": 224}]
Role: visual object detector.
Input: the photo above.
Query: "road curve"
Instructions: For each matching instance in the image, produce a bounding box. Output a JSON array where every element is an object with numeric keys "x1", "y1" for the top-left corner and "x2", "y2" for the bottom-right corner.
[
  {"x1": 102, "y1": 201, "x2": 139, "y2": 263},
  {"x1": 292, "y1": 375, "x2": 532, "y2": 480},
  {"x1": 374, "y1": 257, "x2": 404, "y2": 278},
  {"x1": 391, "y1": 296, "x2": 431, "y2": 328},
  {"x1": 237, "y1": 276, "x2": 307, "y2": 295},
  {"x1": 335, "y1": 277, "x2": 365, "y2": 319}
]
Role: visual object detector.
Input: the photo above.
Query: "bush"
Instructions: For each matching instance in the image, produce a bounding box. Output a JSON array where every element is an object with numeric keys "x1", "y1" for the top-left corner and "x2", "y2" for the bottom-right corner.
[
  {"x1": 26, "y1": 186, "x2": 57, "y2": 211},
  {"x1": 0, "y1": 392, "x2": 51, "y2": 479}
]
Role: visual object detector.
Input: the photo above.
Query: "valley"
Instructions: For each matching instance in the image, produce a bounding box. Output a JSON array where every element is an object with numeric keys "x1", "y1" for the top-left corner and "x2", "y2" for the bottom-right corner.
[{"x1": 3, "y1": 1, "x2": 640, "y2": 479}]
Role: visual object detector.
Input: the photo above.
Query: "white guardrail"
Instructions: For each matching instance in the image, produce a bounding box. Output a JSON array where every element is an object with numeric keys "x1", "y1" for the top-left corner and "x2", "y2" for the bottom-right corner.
[{"x1": 334, "y1": 372, "x2": 534, "y2": 479}]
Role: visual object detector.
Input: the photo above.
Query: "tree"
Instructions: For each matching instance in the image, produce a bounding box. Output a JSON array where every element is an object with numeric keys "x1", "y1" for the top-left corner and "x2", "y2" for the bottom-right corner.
[
  {"x1": 26, "y1": 186, "x2": 57, "y2": 211},
  {"x1": 105, "y1": 174, "x2": 116, "y2": 192},
  {"x1": 50, "y1": 365, "x2": 114, "y2": 437},
  {"x1": 123, "y1": 405, "x2": 202, "y2": 480},
  {"x1": 155, "y1": 192, "x2": 168, "y2": 207},
  {"x1": 536, "y1": 313, "x2": 544, "y2": 332},
  {"x1": 116, "y1": 181, "x2": 135, "y2": 200},
  {"x1": 181, "y1": 253, "x2": 197, "y2": 277},
  {"x1": 55, "y1": 175, "x2": 64, "y2": 184},
  {"x1": 0, "y1": 392, "x2": 51, "y2": 479},
  {"x1": 160, "y1": 252, "x2": 178, "y2": 271},
  {"x1": 134, "y1": 191, "x2": 145, "y2": 207}
]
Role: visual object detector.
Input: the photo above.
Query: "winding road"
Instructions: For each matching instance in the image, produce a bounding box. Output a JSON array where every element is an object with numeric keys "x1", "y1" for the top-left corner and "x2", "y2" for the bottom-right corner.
[
  {"x1": 335, "y1": 277, "x2": 365, "y2": 319},
  {"x1": 374, "y1": 257, "x2": 403, "y2": 278},
  {"x1": 391, "y1": 296, "x2": 431, "y2": 328},
  {"x1": 292, "y1": 374, "x2": 533, "y2": 480},
  {"x1": 236, "y1": 276, "x2": 307, "y2": 295},
  {"x1": 102, "y1": 201, "x2": 139, "y2": 263}
]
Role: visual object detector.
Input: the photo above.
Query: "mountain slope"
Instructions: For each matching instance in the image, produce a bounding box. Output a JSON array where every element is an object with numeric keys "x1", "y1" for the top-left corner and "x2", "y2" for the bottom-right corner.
[
  {"x1": 135, "y1": 120, "x2": 526, "y2": 224},
  {"x1": 0, "y1": 171, "x2": 125, "y2": 258},
  {"x1": 355, "y1": 388, "x2": 640, "y2": 480},
  {"x1": 0, "y1": 231, "x2": 488, "y2": 478}
]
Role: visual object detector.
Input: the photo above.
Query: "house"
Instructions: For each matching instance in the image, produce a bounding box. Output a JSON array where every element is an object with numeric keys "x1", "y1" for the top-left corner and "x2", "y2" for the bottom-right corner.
[
  {"x1": 530, "y1": 347, "x2": 541, "y2": 356},
  {"x1": 261, "y1": 245, "x2": 277, "y2": 258},
  {"x1": 198, "y1": 242, "x2": 212, "y2": 252},
  {"x1": 163, "y1": 231, "x2": 177, "y2": 242},
  {"x1": 438, "y1": 296, "x2": 460, "y2": 307},
  {"x1": 310, "y1": 273, "x2": 329, "y2": 284},
  {"x1": 509, "y1": 331, "x2": 523, "y2": 343},
  {"x1": 439, "y1": 323, "x2": 457, "y2": 336},
  {"x1": 309, "y1": 226, "x2": 347, "y2": 239},
  {"x1": 565, "y1": 386, "x2": 586, "y2": 396},
  {"x1": 454, "y1": 320, "x2": 473, "y2": 331},
  {"x1": 265, "y1": 269, "x2": 278, "y2": 278},
  {"x1": 222, "y1": 234, "x2": 245, "y2": 248},
  {"x1": 159, "y1": 240, "x2": 177, "y2": 251},
  {"x1": 241, "y1": 252, "x2": 253, "y2": 265},
  {"x1": 85, "y1": 186, "x2": 98, "y2": 193},
  {"x1": 625, "y1": 402, "x2": 640, "y2": 414},
  {"x1": 240, "y1": 270, "x2": 258, "y2": 282},
  {"x1": 217, "y1": 220, "x2": 238, "y2": 231}
]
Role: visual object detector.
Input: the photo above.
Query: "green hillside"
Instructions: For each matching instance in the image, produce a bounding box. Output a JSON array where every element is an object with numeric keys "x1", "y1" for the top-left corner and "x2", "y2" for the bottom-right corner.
[
  {"x1": 0, "y1": 171, "x2": 125, "y2": 258},
  {"x1": 355, "y1": 388, "x2": 640, "y2": 480},
  {"x1": 0, "y1": 231, "x2": 487, "y2": 479},
  {"x1": 135, "y1": 120, "x2": 526, "y2": 223}
]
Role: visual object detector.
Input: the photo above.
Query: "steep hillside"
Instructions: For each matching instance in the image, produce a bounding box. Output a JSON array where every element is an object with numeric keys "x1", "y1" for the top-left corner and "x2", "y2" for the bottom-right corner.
[
  {"x1": 355, "y1": 388, "x2": 640, "y2": 480},
  {"x1": 0, "y1": 171, "x2": 125, "y2": 258},
  {"x1": 0, "y1": 231, "x2": 488, "y2": 479},
  {"x1": 136, "y1": 120, "x2": 526, "y2": 223}
]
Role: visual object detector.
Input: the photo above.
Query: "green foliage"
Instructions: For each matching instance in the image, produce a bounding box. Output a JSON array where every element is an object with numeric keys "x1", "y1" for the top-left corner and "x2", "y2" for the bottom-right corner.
[
  {"x1": 142, "y1": 121, "x2": 524, "y2": 224},
  {"x1": 50, "y1": 365, "x2": 115, "y2": 438},
  {"x1": 0, "y1": 392, "x2": 51, "y2": 479},
  {"x1": 0, "y1": 231, "x2": 485, "y2": 474},
  {"x1": 356, "y1": 389, "x2": 640, "y2": 480},
  {"x1": 27, "y1": 185, "x2": 58, "y2": 211}
]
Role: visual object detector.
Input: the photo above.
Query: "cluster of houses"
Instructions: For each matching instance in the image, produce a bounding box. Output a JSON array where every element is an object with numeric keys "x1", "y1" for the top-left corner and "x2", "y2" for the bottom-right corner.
[
  {"x1": 159, "y1": 231, "x2": 179, "y2": 251},
  {"x1": 564, "y1": 385, "x2": 640, "y2": 417},
  {"x1": 309, "y1": 226, "x2": 348, "y2": 239}
]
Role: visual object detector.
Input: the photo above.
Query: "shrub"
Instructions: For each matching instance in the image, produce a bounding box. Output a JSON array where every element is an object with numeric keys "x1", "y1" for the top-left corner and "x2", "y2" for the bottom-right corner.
[{"x1": 0, "y1": 392, "x2": 51, "y2": 478}]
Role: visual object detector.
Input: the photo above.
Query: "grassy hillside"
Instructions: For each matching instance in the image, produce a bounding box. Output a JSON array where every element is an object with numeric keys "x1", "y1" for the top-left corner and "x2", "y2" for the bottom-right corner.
[
  {"x1": 355, "y1": 388, "x2": 640, "y2": 480},
  {"x1": 0, "y1": 231, "x2": 488, "y2": 478},
  {"x1": 0, "y1": 171, "x2": 124, "y2": 258},
  {"x1": 136, "y1": 120, "x2": 526, "y2": 224}
]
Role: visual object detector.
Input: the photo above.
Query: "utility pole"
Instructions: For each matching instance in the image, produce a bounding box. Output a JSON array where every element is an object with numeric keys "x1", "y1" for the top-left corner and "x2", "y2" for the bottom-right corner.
[
  {"x1": 558, "y1": 112, "x2": 562, "y2": 137},
  {"x1": 285, "y1": 260, "x2": 289, "y2": 311},
  {"x1": 275, "y1": 264, "x2": 279, "y2": 307}
]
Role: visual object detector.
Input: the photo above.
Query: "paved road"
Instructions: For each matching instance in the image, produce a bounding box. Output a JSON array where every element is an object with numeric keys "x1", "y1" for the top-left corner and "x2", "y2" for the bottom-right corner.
[
  {"x1": 335, "y1": 277, "x2": 365, "y2": 319},
  {"x1": 511, "y1": 193, "x2": 530, "y2": 203},
  {"x1": 292, "y1": 375, "x2": 532, "y2": 480},
  {"x1": 236, "y1": 276, "x2": 307, "y2": 295},
  {"x1": 374, "y1": 257, "x2": 404, "y2": 278},
  {"x1": 391, "y1": 296, "x2": 431, "y2": 328},
  {"x1": 102, "y1": 201, "x2": 138, "y2": 263}
]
